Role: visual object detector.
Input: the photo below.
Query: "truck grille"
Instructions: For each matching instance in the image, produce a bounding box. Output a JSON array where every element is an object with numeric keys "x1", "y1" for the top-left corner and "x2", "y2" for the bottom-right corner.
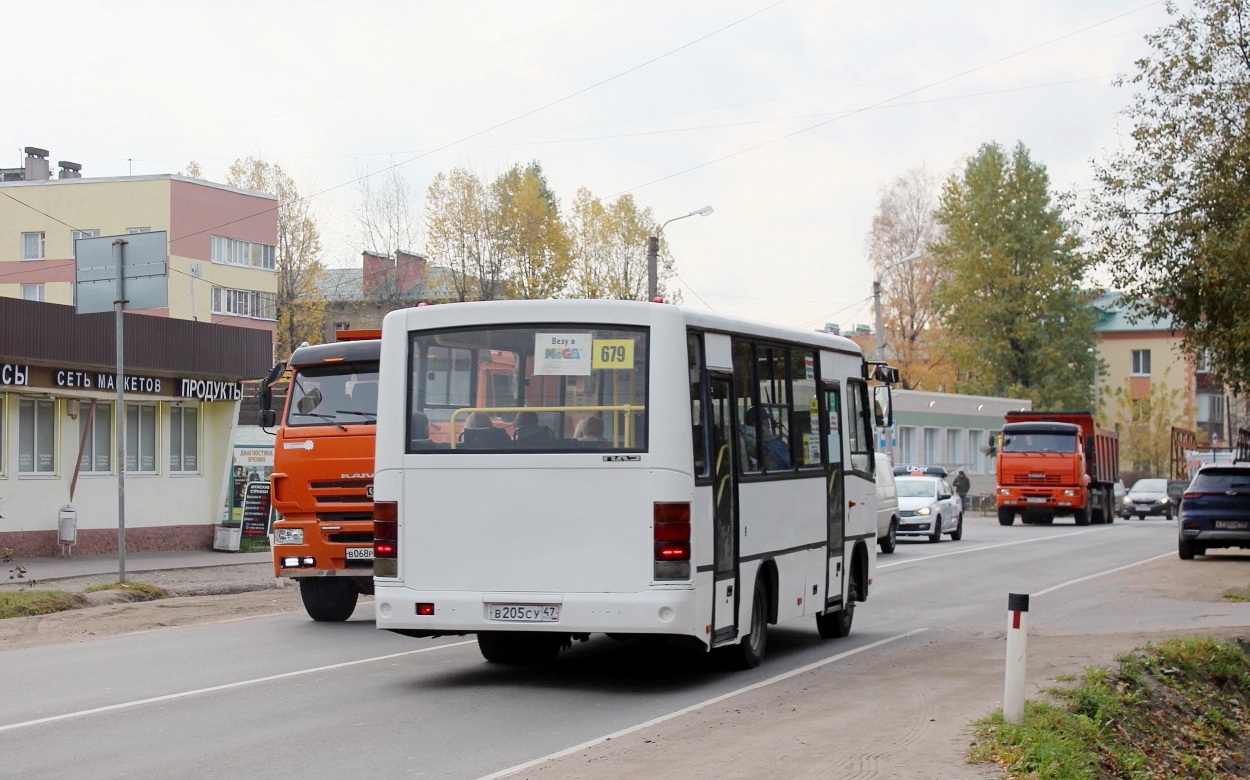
[
  {"x1": 310, "y1": 479, "x2": 373, "y2": 505},
  {"x1": 1014, "y1": 473, "x2": 1063, "y2": 485}
]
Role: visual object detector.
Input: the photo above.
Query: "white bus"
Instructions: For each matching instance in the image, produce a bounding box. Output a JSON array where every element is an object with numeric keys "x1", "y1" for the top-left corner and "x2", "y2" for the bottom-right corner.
[{"x1": 372, "y1": 300, "x2": 894, "y2": 668}]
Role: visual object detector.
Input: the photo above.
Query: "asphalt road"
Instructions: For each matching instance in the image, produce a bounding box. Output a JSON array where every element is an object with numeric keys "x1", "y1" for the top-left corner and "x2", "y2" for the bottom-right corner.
[{"x1": 0, "y1": 516, "x2": 1241, "y2": 779}]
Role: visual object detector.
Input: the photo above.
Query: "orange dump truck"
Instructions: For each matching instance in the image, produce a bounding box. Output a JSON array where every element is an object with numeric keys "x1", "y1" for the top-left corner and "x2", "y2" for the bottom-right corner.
[
  {"x1": 995, "y1": 411, "x2": 1119, "y2": 526},
  {"x1": 259, "y1": 331, "x2": 380, "y2": 621}
]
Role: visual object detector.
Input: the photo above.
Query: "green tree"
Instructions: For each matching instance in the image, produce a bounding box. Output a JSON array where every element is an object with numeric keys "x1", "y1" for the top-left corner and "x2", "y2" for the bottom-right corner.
[
  {"x1": 226, "y1": 157, "x2": 326, "y2": 355},
  {"x1": 931, "y1": 142, "x2": 1096, "y2": 409},
  {"x1": 494, "y1": 162, "x2": 571, "y2": 300},
  {"x1": 1089, "y1": 0, "x2": 1250, "y2": 393},
  {"x1": 568, "y1": 188, "x2": 675, "y2": 301},
  {"x1": 865, "y1": 166, "x2": 953, "y2": 391}
]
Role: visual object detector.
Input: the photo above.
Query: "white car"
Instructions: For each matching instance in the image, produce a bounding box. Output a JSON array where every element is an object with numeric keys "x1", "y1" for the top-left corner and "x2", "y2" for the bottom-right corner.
[
  {"x1": 875, "y1": 453, "x2": 900, "y2": 554},
  {"x1": 896, "y1": 475, "x2": 963, "y2": 543}
]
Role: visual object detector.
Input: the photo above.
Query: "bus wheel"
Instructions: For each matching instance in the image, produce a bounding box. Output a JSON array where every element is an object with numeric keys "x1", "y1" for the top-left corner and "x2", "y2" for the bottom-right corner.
[
  {"x1": 816, "y1": 581, "x2": 856, "y2": 639},
  {"x1": 477, "y1": 631, "x2": 561, "y2": 665},
  {"x1": 728, "y1": 579, "x2": 769, "y2": 669},
  {"x1": 299, "y1": 578, "x2": 358, "y2": 622},
  {"x1": 998, "y1": 508, "x2": 1015, "y2": 526}
]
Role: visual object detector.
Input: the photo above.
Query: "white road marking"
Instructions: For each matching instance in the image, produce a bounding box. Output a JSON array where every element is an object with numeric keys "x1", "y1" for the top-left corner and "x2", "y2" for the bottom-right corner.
[
  {"x1": 879, "y1": 525, "x2": 1119, "y2": 568},
  {"x1": 0, "y1": 640, "x2": 474, "y2": 733},
  {"x1": 1032, "y1": 551, "x2": 1175, "y2": 597},
  {"x1": 475, "y1": 628, "x2": 928, "y2": 780}
]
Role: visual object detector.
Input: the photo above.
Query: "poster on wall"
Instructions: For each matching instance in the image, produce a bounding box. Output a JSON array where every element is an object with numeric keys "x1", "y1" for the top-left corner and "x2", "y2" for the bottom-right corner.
[
  {"x1": 225, "y1": 445, "x2": 274, "y2": 527},
  {"x1": 241, "y1": 481, "x2": 273, "y2": 536}
]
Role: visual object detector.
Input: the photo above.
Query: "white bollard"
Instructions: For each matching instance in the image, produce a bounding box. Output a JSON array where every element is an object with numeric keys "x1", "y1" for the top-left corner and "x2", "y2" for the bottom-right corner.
[{"x1": 1004, "y1": 592, "x2": 1029, "y2": 724}]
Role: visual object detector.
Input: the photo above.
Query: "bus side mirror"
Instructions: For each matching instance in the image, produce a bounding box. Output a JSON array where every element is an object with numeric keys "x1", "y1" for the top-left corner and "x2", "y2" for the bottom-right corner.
[
  {"x1": 259, "y1": 408, "x2": 277, "y2": 428},
  {"x1": 870, "y1": 364, "x2": 900, "y2": 384},
  {"x1": 873, "y1": 384, "x2": 894, "y2": 427}
]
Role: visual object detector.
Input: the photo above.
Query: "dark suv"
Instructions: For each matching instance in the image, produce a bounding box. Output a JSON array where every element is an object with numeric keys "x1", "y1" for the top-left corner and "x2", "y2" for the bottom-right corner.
[{"x1": 1177, "y1": 465, "x2": 1250, "y2": 559}]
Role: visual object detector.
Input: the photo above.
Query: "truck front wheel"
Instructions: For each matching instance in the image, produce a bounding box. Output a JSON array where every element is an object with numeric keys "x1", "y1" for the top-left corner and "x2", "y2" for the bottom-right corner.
[
  {"x1": 1073, "y1": 505, "x2": 1091, "y2": 526},
  {"x1": 997, "y1": 508, "x2": 1015, "y2": 526},
  {"x1": 299, "y1": 578, "x2": 358, "y2": 622}
]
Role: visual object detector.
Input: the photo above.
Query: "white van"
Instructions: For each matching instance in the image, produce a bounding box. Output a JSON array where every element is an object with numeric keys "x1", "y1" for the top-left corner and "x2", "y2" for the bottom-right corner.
[{"x1": 875, "y1": 452, "x2": 900, "y2": 554}]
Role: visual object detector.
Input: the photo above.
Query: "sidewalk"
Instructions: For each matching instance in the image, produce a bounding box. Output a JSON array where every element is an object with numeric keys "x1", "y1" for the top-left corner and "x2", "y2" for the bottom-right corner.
[{"x1": 9, "y1": 549, "x2": 272, "y2": 583}]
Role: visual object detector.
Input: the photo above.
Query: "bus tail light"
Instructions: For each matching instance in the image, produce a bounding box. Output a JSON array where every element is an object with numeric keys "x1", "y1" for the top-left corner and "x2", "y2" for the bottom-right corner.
[
  {"x1": 374, "y1": 501, "x2": 398, "y2": 577},
  {"x1": 654, "y1": 502, "x2": 691, "y2": 581}
]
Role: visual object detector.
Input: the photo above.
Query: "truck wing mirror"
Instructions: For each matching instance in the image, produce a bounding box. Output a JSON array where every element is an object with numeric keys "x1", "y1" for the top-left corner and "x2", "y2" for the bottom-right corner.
[{"x1": 259, "y1": 408, "x2": 277, "y2": 428}]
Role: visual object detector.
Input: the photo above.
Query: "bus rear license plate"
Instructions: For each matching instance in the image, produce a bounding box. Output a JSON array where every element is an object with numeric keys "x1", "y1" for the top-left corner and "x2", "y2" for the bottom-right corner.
[
  {"x1": 1215, "y1": 521, "x2": 1248, "y2": 530},
  {"x1": 487, "y1": 604, "x2": 561, "y2": 622},
  {"x1": 345, "y1": 547, "x2": 374, "y2": 560},
  {"x1": 1026, "y1": 497, "x2": 1046, "y2": 504}
]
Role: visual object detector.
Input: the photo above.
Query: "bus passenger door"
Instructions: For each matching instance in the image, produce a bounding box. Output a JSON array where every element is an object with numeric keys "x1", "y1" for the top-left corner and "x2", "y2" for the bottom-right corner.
[
  {"x1": 709, "y1": 373, "x2": 739, "y2": 642},
  {"x1": 822, "y1": 381, "x2": 846, "y2": 608}
]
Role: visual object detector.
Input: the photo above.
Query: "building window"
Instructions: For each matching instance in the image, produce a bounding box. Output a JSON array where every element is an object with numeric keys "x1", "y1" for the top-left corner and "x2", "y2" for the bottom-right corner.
[
  {"x1": 21, "y1": 284, "x2": 44, "y2": 302},
  {"x1": 1131, "y1": 349, "x2": 1151, "y2": 376},
  {"x1": 170, "y1": 405, "x2": 199, "y2": 473},
  {"x1": 125, "y1": 403, "x2": 158, "y2": 473},
  {"x1": 923, "y1": 427, "x2": 939, "y2": 463},
  {"x1": 71, "y1": 229, "x2": 101, "y2": 257},
  {"x1": 969, "y1": 430, "x2": 985, "y2": 473},
  {"x1": 210, "y1": 287, "x2": 276, "y2": 320},
  {"x1": 18, "y1": 397, "x2": 55, "y2": 474},
  {"x1": 1195, "y1": 351, "x2": 1213, "y2": 374},
  {"x1": 21, "y1": 232, "x2": 45, "y2": 260},
  {"x1": 945, "y1": 428, "x2": 962, "y2": 466},
  {"x1": 126, "y1": 227, "x2": 152, "y2": 234},
  {"x1": 211, "y1": 235, "x2": 276, "y2": 271},
  {"x1": 78, "y1": 401, "x2": 113, "y2": 474},
  {"x1": 898, "y1": 426, "x2": 917, "y2": 464},
  {"x1": 334, "y1": 322, "x2": 351, "y2": 331}
]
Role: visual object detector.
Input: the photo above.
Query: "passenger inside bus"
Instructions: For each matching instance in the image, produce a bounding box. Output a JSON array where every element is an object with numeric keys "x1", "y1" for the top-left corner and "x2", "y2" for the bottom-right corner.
[
  {"x1": 411, "y1": 411, "x2": 445, "y2": 449},
  {"x1": 741, "y1": 406, "x2": 791, "y2": 471},
  {"x1": 460, "y1": 411, "x2": 511, "y2": 448},
  {"x1": 512, "y1": 411, "x2": 556, "y2": 444},
  {"x1": 575, "y1": 415, "x2": 607, "y2": 443}
]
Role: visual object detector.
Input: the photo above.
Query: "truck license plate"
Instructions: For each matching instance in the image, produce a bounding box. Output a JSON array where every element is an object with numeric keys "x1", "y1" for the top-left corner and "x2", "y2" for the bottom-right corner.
[
  {"x1": 1026, "y1": 497, "x2": 1046, "y2": 504},
  {"x1": 345, "y1": 547, "x2": 374, "y2": 560},
  {"x1": 486, "y1": 604, "x2": 561, "y2": 622},
  {"x1": 1215, "y1": 521, "x2": 1248, "y2": 530}
]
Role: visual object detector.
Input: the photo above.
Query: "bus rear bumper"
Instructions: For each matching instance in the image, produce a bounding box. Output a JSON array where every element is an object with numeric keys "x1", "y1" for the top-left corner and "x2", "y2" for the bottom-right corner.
[{"x1": 374, "y1": 585, "x2": 703, "y2": 638}]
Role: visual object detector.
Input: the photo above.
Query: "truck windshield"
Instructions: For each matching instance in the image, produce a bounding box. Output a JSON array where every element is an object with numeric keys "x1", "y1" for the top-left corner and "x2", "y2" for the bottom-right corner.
[
  {"x1": 286, "y1": 364, "x2": 379, "y2": 427},
  {"x1": 1001, "y1": 432, "x2": 1076, "y2": 454}
]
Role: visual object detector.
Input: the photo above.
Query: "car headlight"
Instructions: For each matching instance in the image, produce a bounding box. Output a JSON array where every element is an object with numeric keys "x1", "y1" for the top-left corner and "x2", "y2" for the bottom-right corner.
[
  {"x1": 1122, "y1": 496, "x2": 1132, "y2": 504},
  {"x1": 275, "y1": 528, "x2": 304, "y2": 545},
  {"x1": 1160, "y1": 497, "x2": 1170, "y2": 505},
  {"x1": 915, "y1": 506, "x2": 931, "y2": 516}
]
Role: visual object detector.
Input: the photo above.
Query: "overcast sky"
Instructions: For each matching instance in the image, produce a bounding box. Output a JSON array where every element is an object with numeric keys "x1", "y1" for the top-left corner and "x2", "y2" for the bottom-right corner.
[{"x1": 2, "y1": 0, "x2": 1171, "y2": 330}]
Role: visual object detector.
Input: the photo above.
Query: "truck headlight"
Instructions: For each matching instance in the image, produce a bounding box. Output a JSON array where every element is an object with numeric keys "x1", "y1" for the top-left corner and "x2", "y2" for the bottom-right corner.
[
  {"x1": 1063, "y1": 489, "x2": 1076, "y2": 497},
  {"x1": 275, "y1": 528, "x2": 304, "y2": 545},
  {"x1": 915, "y1": 506, "x2": 931, "y2": 516}
]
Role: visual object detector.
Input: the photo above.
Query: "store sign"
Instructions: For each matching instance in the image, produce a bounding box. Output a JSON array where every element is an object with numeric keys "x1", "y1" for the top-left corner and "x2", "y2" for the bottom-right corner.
[
  {"x1": 1, "y1": 364, "x2": 29, "y2": 386},
  {"x1": 55, "y1": 370, "x2": 165, "y2": 393},
  {"x1": 178, "y1": 379, "x2": 243, "y2": 402},
  {"x1": 14, "y1": 366, "x2": 244, "y2": 402}
]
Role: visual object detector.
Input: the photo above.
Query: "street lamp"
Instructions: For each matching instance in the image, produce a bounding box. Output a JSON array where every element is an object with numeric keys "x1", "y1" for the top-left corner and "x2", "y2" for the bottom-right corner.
[
  {"x1": 647, "y1": 205, "x2": 714, "y2": 301},
  {"x1": 873, "y1": 249, "x2": 922, "y2": 362}
]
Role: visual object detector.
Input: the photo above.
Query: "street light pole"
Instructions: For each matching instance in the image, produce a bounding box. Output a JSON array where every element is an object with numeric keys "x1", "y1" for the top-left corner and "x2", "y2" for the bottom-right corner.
[
  {"x1": 872, "y1": 249, "x2": 922, "y2": 362},
  {"x1": 647, "y1": 205, "x2": 713, "y2": 301}
]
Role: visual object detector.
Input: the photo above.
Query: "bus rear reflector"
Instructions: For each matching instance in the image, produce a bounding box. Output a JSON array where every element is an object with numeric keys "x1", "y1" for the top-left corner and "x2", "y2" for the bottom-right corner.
[{"x1": 654, "y1": 502, "x2": 691, "y2": 580}]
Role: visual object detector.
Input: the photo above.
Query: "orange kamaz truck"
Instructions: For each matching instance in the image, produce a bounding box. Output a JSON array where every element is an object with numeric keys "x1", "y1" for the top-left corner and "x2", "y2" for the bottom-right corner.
[
  {"x1": 995, "y1": 411, "x2": 1119, "y2": 526},
  {"x1": 259, "y1": 331, "x2": 380, "y2": 621}
]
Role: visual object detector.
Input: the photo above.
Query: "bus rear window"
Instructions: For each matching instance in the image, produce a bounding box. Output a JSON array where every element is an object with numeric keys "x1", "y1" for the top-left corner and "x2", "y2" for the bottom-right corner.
[{"x1": 406, "y1": 325, "x2": 648, "y2": 453}]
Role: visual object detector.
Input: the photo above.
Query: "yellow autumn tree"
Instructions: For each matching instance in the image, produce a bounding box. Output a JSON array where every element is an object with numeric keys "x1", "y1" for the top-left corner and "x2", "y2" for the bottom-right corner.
[{"x1": 226, "y1": 157, "x2": 326, "y2": 355}]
